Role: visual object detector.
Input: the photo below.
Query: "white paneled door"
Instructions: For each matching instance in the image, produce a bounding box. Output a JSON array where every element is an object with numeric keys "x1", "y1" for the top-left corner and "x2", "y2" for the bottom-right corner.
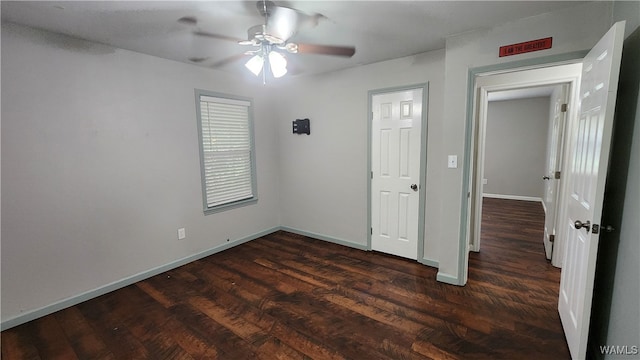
[
  {"x1": 371, "y1": 88, "x2": 423, "y2": 259},
  {"x1": 559, "y1": 21, "x2": 625, "y2": 360}
]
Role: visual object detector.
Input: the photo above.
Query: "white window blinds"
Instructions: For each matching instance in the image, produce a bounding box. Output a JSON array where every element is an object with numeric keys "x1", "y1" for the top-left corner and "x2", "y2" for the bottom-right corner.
[{"x1": 198, "y1": 94, "x2": 255, "y2": 209}]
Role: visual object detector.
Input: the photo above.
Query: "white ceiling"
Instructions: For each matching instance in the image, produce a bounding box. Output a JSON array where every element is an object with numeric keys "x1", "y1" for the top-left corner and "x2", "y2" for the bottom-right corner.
[{"x1": 2, "y1": 1, "x2": 589, "y2": 77}]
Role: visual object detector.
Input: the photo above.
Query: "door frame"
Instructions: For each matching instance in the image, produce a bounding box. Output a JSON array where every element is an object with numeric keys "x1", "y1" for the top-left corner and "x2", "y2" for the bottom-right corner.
[
  {"x1": 367, "y1": 83, "x2": 429, "y2": 262},
  {"x1": 469, "y1": 65, "x2": 582, "y2": 263},
  {"x1": 457, "y1": 51, "x2": 588, "y2": 285}
]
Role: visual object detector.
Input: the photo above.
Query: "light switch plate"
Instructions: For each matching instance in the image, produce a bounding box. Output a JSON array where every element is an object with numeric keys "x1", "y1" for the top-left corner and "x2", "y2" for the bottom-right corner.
[
  {"x1": 448, "y1": 155, "x2": 458, "y2": 169},
  {"x1": 177, "y1": 227, "x2": 186, "y2": 240}
]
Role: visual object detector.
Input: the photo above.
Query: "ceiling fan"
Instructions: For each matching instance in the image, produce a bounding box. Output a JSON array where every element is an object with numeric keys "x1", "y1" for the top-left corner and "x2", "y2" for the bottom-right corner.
[{"x1": 181, "y1": 1, "x2": 356, "y2": 82}]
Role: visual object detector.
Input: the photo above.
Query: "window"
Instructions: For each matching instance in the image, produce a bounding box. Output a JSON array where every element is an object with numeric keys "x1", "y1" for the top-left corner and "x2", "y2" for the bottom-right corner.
[{"x1": 195, "y1": 90, "x2": 257, "y2": 213}]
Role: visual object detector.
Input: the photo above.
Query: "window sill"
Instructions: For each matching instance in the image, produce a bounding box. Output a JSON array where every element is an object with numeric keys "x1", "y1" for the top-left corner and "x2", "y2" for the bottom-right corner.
[{"x1": 203, "y1": 197, "x2": 258, "y2": 215}]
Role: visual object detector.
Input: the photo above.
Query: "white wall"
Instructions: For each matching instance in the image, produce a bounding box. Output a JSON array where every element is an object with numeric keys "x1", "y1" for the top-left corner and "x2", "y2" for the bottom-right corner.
[
  {"x1": 272, "y1": 50, "x2": 445, "y2": 264},
  {"x1": 1, "y1": 23, "x2": 280, "y2": 324},
  {"x1": 439, "y1": 1, "x2": 613, "y2": 283},
  {"x1": 483, "y1": 97, "x2": 550, "y2": 199}
]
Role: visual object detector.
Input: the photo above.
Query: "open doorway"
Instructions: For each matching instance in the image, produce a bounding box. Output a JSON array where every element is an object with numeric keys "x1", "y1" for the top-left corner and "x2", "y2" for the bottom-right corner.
[
  {"x1": 475, "y1": 84, "x2": 570, "y2": 267},
  {"x1": 466, "y1": 63, "x2": 583, "y2": 270}
]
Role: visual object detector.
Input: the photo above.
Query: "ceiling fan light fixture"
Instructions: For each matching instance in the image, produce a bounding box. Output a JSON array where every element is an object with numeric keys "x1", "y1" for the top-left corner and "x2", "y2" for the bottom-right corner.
[
  {"x1": 268, "y1": 51, "x2": 287, "y2": 78},
  {"x1": 245, "y1": 54, "x2": 264, "y2": 76}
]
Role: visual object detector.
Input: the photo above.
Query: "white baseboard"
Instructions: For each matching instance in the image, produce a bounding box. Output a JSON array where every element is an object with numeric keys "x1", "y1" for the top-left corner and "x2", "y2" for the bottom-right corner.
[
  {"x1": 0, "y1": 226, "x2": 280, "y2": 331},
  {"x1": 483, "y1": 193, "x2": 543, "y2": 203}
]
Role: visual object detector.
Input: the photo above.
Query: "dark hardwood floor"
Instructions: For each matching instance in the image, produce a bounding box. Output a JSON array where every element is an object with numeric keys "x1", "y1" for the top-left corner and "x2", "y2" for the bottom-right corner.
[{"x1": 2, "y1": 198, "x2": 570, "y2": 359}]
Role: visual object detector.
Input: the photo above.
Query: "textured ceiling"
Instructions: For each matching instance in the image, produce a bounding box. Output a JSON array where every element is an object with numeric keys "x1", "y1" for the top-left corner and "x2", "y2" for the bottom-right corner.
[{"x1": 2, "y1": 1, "x2": 589, "y2": 77}]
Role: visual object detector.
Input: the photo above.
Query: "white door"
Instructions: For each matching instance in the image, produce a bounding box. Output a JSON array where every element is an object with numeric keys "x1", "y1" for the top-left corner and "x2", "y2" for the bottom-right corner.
[
  {"x1": 543, "y1": 84, "x2": 569, "y2": 260},
  {"x1": 371, "y1": 88, "x2": 423, "y2": 259},
  {"x1": 558, "y1": 21, "x2": 625, "y2": 360}
]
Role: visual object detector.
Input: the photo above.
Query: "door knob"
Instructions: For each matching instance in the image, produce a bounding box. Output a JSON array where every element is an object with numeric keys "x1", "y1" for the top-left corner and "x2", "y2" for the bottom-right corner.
[
  {"x1": 543, "y1": 176, "x2": 551, "y2": 180},
  {"x1": 410, "y1": 184, "x2": 418, "y2": 191},
  {"x1": 574, "y1": 220, "x2": 591, "y2": 232}
]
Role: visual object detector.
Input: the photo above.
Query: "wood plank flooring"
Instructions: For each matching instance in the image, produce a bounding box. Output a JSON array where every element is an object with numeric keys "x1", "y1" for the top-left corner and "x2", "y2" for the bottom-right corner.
[{"x1": 1, "y1": 198, "x2": 570, "y2": 359}]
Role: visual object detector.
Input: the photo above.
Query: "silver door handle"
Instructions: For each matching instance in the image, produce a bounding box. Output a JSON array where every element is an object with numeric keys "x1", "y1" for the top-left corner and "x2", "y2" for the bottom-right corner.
[
  {"x1": 574, "y1": 220, "x2": 591, "y2": 232},
  {"x1": 543, "y1": 176, "x2": 551, "y2": 180}
]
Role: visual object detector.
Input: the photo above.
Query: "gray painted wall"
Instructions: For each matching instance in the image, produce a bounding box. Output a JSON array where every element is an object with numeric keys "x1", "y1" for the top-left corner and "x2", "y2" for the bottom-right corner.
[
  {"x1": 1, "y1": 23, "x2": 280, "y2": 323},
  {"x1": 271, "y1": 50, "x2": 445, "y2": 265},
  {"x1": 483, "y1": 97, "x2": 550, "y2": 199},
  {"x1": 2, "y1": 1, "x2": 637, "y2": 342}
]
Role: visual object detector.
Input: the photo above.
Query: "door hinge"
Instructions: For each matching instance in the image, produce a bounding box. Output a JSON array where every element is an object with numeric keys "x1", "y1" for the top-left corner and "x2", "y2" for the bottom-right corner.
[
  {"x1": 549, "y1": 234, "x2": 555, "y2": 243},
  {"x1": 371, "y1": 171, "x2": 373, "y2": 179},
  {"x1": 371, "y1": 227, "x2": 373, "y2": 235},
  {"x1": 554, "y1": 171, "x2": 561, "y2": 179},
  {"x1": 561, "y1": 103, "x2": 568, "y2": 112}
]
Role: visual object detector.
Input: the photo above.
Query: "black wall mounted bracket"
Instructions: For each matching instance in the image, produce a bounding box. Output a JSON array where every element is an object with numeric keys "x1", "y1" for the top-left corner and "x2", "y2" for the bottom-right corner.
[{"x1": 292, "y1": 118, "x2": 310, "y2": 135}]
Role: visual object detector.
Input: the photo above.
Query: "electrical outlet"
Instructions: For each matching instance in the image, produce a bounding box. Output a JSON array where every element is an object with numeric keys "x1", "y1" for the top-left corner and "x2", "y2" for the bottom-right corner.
[{"x1": 177, "y1": 228, "x2": 186, "y2": 240}]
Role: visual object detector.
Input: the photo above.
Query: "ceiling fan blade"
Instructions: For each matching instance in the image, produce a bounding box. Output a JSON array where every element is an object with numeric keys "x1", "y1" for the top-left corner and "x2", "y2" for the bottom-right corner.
[
  {"x1": 210, "y1": 53, "x2": 248, "y2": 68},
  {"x1": 298, "y1": 12, "x2": 328, "y2": 30},
  {"x1": 296, "y1": 43, "x2": 356, "y2": 57},
  {"x1": 193, "y1": 30, "x2": 243, "y2": 43}
]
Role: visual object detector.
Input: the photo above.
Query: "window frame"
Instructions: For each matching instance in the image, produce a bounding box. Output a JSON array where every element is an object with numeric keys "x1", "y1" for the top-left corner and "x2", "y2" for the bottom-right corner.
[{"x1": 195, "y1": 89, "x2": 258, "y2": 214}]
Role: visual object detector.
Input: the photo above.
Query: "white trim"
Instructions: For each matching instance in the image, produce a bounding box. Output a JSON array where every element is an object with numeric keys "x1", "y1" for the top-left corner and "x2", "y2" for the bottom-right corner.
[
  {"x1": 541, "y1": 199, "x2": 548, "y2": 215},
  {"x1": 0, "y1": 227, "x2": 279, "y2": 331},
  {"x1": 482, "y1": 193, "x2": 544, "y2": 203}
]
